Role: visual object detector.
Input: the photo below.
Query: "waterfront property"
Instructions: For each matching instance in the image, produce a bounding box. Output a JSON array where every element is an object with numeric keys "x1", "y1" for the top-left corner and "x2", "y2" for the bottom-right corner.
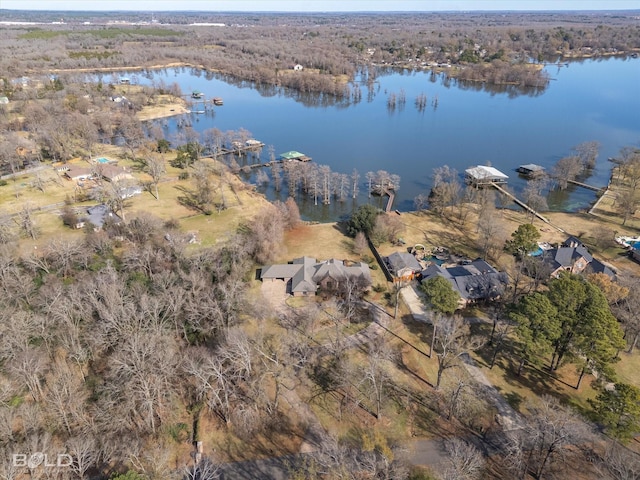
[
  {"x1": 465, "y1": 165, "x2": 509, "y2": 186},
  {"x1": 541, "y1": 236, "x2": 615, "y2": 278},
  {"x1": 421, "y1": 258, "x2": 509, "y2": 305},
  {"x1": 385, "y1": 251, "x2": 423, "y2": 282},
  {"x1": 260, "y1": 256, "x2": 371, "y2": 296}
]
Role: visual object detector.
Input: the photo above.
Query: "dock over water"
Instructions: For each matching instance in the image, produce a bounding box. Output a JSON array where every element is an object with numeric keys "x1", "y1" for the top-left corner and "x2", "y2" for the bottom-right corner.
[{"x1": 491, "y1": 183, "x2": 551, "y2": 225}]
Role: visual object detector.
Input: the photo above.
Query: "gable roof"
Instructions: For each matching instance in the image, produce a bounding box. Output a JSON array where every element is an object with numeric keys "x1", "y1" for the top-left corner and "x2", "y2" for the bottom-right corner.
[
  {"x1": 465, "y1": 165, "x2": 508, "y2": 181},
  {"x1": 261, "y1": 257, "x2": 371, "y2": 294},
  {"x1": 280, "y1": 151, "x2": 306, "y2": 160},
  {"x1": 386, "y1": 252, "x2": 422, "y2": 274},
  {"x1": 313, "y1": 258, "x2": 348, "y2": 283},
  {"x1": 541, "y1": 236, "x2": 615, "y2": 278},
  {"x1": 292, "y1": 256, "x2": 319, "y2": 294},
  {"x1": 421, "y1": 258, "x2": 507, "y2": 301},
  {"x1": 84, "y1": 204, "x2": 121, "y2": 229}
]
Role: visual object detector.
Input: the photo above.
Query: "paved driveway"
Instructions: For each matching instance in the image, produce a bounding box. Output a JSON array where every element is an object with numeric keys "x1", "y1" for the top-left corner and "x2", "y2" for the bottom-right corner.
[{"x1": 260, "y1": 279, "x2": 288, "y2": 311}]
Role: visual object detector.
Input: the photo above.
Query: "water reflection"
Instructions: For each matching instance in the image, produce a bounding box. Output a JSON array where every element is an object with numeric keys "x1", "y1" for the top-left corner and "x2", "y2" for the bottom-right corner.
[
  {"x1": 87, "y1": 56, "x2": 639, "y2": 221},
  {"x1": 453, "y1": 78, "x2": 547, "y2": 98}
]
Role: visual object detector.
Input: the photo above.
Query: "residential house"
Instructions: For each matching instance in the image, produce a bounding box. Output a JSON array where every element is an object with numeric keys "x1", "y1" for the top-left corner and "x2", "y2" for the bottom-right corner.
[
  {"x1": 76, "y1": 204, "x2": 122, "y2": 231},
  {"x1": 385, "y1": 252, "x2": 422, "y2": 282},
  {"x1": 421, "y1": 258, "x2": 508, "y2": 306},
  {"x1": 541, "y1": 236, "x2": 615, "y2": 278},
  {"x1": 100, "y1": 165, "x2": 134, "y2": 183},
  {"x1": 260, "y1": 257, "x2": 372, "y2": 296},
  {"x1": 64, "y1": 165, "x2": 93, "y2": 181}
]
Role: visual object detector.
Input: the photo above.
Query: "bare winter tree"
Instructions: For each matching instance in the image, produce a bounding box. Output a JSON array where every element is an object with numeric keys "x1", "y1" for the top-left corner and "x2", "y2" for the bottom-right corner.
[
  {"x1": 184, "y1": 457, "x2": 221, "y2": 480},
  {"x1": 595, "y1": 440, "x2": 640, "y2": 480},
  {"x1": 441, "y1": 438, "x2": 485, "y2": 480},
  {"x1": 351, "y1": 168, "x2": 360, "y2": 199},
  {"x1": 573, "y1": 140, "x2": 600, "y2": 170},
  {"x1": 505, "y1": 395, "x2": 589, "y2": 480},
  {"x1": 360, "y1": 337, "x2": 395, "y2": 419},
  {"x1": 522, "y1": 176, "x2": 548, "y2": 221},
  {"x1": 552, "y1": 155, "x2": 582, "y2": 190},
  {"x1": 432, "y1": 314, "x2": 483, "y2": 389},
  {"x1": 144, "y1": 151, "x2": 166, "y2": 200},
  {"x1": 429, "y1": 165, "x2": 461, "y2": 217},
  {"x1": 16, "y1": 202, "x2": 38, "y2": 240}
]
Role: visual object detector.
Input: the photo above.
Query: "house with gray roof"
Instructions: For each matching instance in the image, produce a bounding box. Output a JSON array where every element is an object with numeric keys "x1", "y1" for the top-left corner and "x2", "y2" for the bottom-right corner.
[
  {"x1": 421, "y1": 258, "x2": 508, "y2": 305},
  {"x1": 74, "y1": 204, "x2": 121, "y2": 231},
  {"x1": 261, "y1": 257, "x2": 371, "y2": 296},
  {"x1": 385, "y1": 251, "x2": 423, "y2": 281},
  {"x1": 541, "y1": 236, "x2": 615, "y2": 278}
]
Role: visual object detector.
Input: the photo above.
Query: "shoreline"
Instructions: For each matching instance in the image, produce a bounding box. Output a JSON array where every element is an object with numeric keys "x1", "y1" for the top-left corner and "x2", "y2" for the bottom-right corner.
[{"x1": 136, "y1": 101, "x2": 190, "y2": 121}]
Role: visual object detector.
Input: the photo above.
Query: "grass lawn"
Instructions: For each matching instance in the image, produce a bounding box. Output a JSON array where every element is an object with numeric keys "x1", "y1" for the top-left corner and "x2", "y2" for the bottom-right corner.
[
  {"x1": 472, "y1": 343, "x2": 599, "y2": 415},
  {"x1": 281, "y1": 222, "x2": 356, "y2": 262},
  {"x1": 614, "y1": 349, "x2": 640, "y2": 388}
]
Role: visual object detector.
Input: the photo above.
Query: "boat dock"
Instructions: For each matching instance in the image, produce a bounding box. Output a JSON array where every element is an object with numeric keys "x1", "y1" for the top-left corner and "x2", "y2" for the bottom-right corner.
[
  {"x1": 491, "y1": 183, "x2": 552, "y2": 225},
  {"x1": 210, "y1": 141, "x2": 265, "y2": 158},
  {"x1": 565, "y1": 178, "x2": 604, "y2": 192},
  {"x1": 383, "y1": 188, "x2": 395, "y2": 213}
]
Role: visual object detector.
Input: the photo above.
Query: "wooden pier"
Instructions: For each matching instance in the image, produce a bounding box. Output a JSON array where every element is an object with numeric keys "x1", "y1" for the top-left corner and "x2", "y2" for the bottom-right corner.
[
  {"x1": 565, "y1": 178, "x2": 604, "y2": 193},
  {"x1": 491, "y1": 183, "x2": 552, "y2": 225},
  {"x1": 383, "y1": 188, "x2": 395, "y2": 213},
  {"x1": 210, "y1": 142, "x2": 265, "y2": 158}
]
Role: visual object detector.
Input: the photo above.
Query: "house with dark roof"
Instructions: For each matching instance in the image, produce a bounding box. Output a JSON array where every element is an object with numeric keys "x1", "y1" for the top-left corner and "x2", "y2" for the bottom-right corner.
[
  {"x1": 421, "y1": 258, "x2": 508, "y2": 306},
  {"x1": 541, "y1": 236, "x2": 615, "y2": 278},
  {"x1": 260, "y1": 257, "x2": 372, "y2": 296},
  {"x1": 74, "y1": 204, "x2": 121, "y2": 231},
  {"x1": 385, "y1": 252, "x2": 423, "y2": 282}
]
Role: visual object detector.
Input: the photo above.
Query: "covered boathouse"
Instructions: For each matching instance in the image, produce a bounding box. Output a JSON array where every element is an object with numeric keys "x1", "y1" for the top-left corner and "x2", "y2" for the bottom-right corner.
[{"x1": 465, "y1": 165, "x2": 509, "y2": 186}]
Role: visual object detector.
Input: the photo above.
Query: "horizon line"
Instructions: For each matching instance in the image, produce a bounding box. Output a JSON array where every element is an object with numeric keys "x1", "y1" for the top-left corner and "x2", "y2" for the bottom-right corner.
[{"x1": 2, "y1": 8, "x2": 639, "y2": 12}]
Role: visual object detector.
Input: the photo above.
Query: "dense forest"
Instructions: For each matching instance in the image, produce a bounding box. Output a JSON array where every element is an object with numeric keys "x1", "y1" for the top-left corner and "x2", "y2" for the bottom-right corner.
[{"x1": 1, "y1": 11, "x2": 639, "y2": 96}]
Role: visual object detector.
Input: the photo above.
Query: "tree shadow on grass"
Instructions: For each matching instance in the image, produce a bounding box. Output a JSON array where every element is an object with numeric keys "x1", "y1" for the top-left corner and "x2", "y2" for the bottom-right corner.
[
  {"x1": 399, "y1": 313, "x2": 433, "y2": 352},
  {"x1": 174, "y1": 184, "x2": 213, "y2": 215}
]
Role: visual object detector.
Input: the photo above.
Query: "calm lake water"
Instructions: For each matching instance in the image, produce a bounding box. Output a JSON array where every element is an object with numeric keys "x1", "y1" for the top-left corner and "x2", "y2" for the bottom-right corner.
[{"x1": 103, "y1": 56, "x2": 640, "y2": 221}]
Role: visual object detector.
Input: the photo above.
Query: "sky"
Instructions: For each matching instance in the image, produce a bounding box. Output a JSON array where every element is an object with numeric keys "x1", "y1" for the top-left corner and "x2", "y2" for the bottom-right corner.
[{"x1": 1, "y1": 0, "x2": 638, "y2": 12}]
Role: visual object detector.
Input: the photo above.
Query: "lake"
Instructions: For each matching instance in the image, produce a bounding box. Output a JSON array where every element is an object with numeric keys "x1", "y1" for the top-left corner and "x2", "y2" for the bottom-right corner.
[{"x1": 102, "y1": 56, "x2": 640, "y2": 221}]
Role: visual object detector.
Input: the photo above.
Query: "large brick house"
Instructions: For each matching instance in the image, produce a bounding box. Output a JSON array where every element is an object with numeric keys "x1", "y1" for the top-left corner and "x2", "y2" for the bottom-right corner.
[{"x1": 260, "y1": 257, "x2": 372, "y2": 296}]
